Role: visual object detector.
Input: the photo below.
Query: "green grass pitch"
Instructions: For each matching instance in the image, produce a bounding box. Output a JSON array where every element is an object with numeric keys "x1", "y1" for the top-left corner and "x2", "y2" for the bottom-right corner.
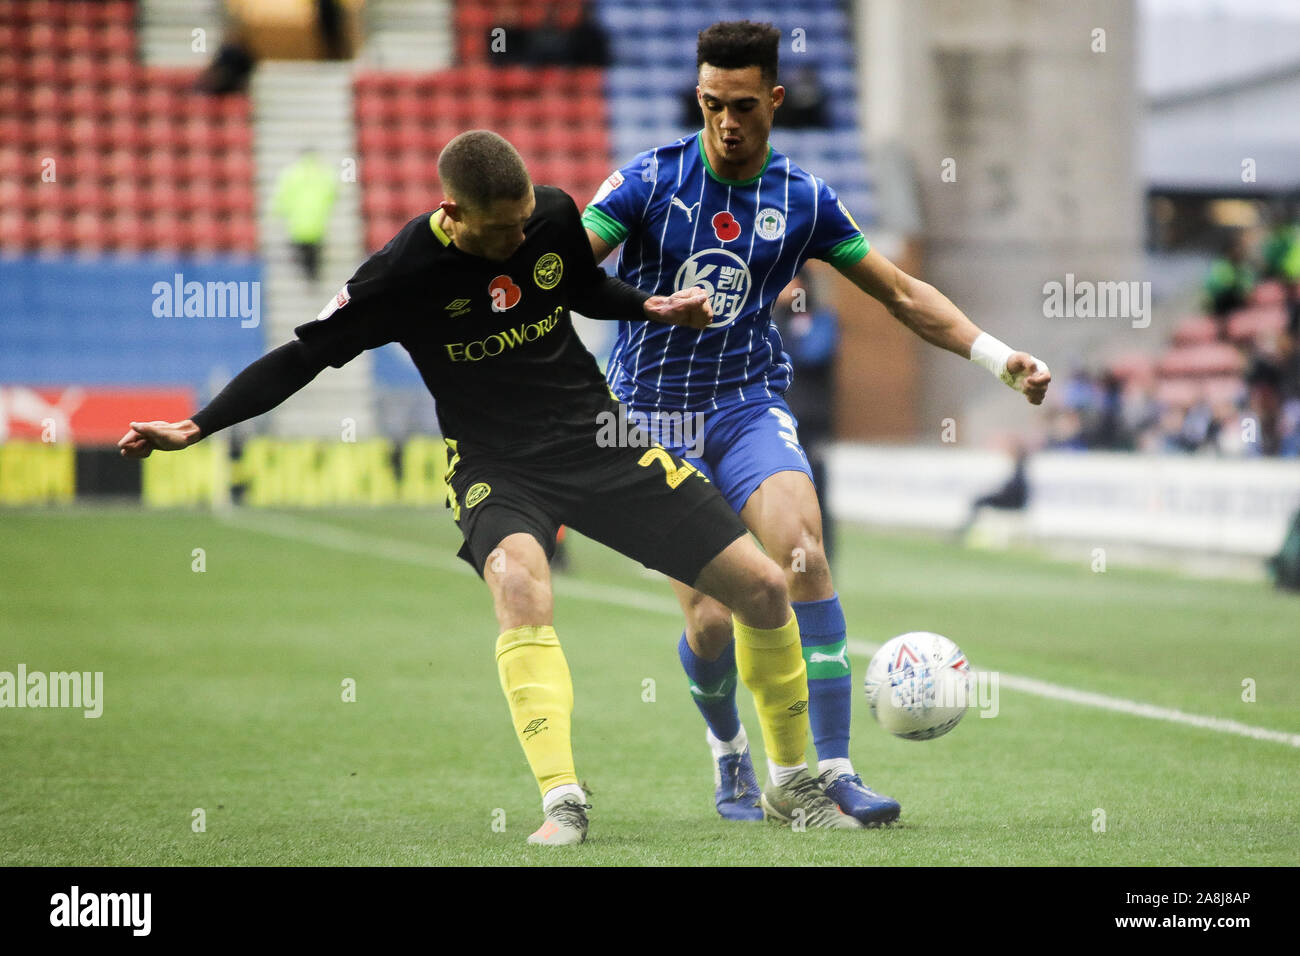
[{"x1": 1, "y1": 505, "x2": 1297, "y2": 866}]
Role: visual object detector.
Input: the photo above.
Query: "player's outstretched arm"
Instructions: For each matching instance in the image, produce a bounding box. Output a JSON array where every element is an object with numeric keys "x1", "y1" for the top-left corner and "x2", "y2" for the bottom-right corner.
[
  {"x1": 837, "y1": 246, "x2": 1051, "y2": 405},
  {"x1": 118, "y1": 340, "x2": 328, "y2": 457},
  {"x1": 118, "y1": 420, "x2": 202, "y2": 458}
]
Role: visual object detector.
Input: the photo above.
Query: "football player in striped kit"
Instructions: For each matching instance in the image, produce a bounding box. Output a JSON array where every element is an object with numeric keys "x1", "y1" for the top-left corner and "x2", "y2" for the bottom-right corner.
[{"x1": 584, "y1": 21, "x2": 1051, "y2": 825}]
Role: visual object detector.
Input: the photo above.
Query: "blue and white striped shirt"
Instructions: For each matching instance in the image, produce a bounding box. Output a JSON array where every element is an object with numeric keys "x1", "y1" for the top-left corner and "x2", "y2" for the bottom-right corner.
[{"x1": 582, "y1": 131, "x2": 869, "y2": 414}]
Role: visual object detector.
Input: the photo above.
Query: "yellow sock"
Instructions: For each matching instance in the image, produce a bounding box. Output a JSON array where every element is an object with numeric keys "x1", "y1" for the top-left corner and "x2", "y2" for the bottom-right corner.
[
  {"x1": 733, "y1": 613, "x2": 809, "y2": 767},
  {"x1": 496, "y1": 625, "x2": 579, "y2": 798}
]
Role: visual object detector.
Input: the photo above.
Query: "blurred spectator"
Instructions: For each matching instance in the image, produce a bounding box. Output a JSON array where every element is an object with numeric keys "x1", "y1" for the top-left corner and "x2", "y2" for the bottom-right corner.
[
  {"x1": 770, "y1": 274, "x2": 839, "y2": 561},
  {"x1": 273, "y1": 149, "x2": 337, "y2": 284},
  {"x1": 194, "y1": 37, "x2": 255, "y2": 95},
  {"x1": 1091, "y1": 370, "x2": 1129, "y2": 450},
  {"x1": 1245, "y1": 340, "x2": 1285, "y2": 456},
  {"x1": 775, "y1": 66, "x2": 829, "y2": 128},
  {"x1": 954, "y1": 444, "x2": 1030, "y2": 541},
  {"x1": 316, "y1": 0, "x2": 347, "y2": 60},
  {"x1": 497, "y1": 2, "x2": 609, "y2": 67},
  {"x1": 1203, "y1": 231, "x2": 1256, "y2": 327},
  {"x1": 1262, "y1": 218, "x2": 1300, "y2": 337},
  {"x1": 1048, "y1": 219, "x2": 1300, "y2": 458},
  {"x1": 1261, "y1": 221, "x2": 1298, "y2": 281}
]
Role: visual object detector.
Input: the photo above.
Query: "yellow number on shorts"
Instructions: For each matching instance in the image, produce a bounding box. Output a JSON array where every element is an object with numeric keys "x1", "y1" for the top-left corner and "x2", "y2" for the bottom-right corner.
[{"x1": 638, "y1": 447, "x2": 697, "y2": 489}]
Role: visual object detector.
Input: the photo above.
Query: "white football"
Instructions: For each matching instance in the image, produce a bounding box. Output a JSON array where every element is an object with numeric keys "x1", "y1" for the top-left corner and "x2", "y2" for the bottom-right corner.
[{"x1": 864, "y1": 632, "x2": 972, "y2": 740}]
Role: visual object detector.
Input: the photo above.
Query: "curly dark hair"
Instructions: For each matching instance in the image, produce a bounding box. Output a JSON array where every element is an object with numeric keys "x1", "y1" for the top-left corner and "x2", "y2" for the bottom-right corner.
[
  {"x1": 696, "y1": 20, "x2": 781, "y2": 86},
  {"x1": 437, "y1": 130, "x2": 532, "y2": 210}
]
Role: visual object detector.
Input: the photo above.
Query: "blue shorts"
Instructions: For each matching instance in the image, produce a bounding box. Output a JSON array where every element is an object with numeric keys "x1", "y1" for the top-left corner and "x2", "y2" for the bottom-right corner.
[{"x1": 629, "y1": 396, "x2": 813, "y2": 514}]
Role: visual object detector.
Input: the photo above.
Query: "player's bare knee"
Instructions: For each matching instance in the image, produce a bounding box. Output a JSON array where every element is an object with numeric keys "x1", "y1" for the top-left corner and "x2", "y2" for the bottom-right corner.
[
  {"x1": 777, "y1": 525, "x2": 826, "y2": 574},
  {"x1": 738, "y1": 558, "x2": 790, "y2": 627},
  {"x1": 487, "y1": 551, "x2": 551, "y2": 626},
  {"x1": 688, "y1": 605, "x2": 734, "y2": 659}
]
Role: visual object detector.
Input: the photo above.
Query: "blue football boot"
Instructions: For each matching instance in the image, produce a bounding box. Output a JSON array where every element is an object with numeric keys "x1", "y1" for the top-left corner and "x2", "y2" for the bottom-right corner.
[
  {"x1": 714, "y1": 747, "x2": 764, "y2": 821},
  {"x1": 820, "y1": 771, "x2": 901, "y2": 826}
]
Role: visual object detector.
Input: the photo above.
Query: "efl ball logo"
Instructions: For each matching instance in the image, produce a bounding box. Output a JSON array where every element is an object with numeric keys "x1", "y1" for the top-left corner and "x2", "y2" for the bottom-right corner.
[
  {"x1": 863, "y1": 632, "x2": 972, "y2": 741},
  {"x1": 674, "y1": 249, "x2": 751, "y2": 327}
]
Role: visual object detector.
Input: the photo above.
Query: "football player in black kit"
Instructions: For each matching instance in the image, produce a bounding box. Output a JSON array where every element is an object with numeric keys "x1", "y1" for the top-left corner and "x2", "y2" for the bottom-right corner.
[{"x1": 119, "y1": 131, "x2": 862, "y2": 845}]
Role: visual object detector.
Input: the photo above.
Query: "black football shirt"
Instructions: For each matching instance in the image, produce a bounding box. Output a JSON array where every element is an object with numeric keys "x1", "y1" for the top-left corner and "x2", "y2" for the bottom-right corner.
[{"x1": 291, "y1": 185, "x2": 648, "y2": 456}]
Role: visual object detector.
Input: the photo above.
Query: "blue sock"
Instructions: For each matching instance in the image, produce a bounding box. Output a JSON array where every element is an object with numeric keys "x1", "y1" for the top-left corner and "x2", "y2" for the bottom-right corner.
[
  {"x1": 794, "y1": 595, "x2": 851, "y2": 762},
  {"x1": 678, "y1": 632, "x2": 741, "y2": 743}
]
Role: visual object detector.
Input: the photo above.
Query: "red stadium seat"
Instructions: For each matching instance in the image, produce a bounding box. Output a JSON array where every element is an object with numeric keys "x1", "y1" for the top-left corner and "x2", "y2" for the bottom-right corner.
[
  {"x1": 366, "y1": 222, "x2": 393, "y2": 252},
  {"x1": 26, "y1": 22, "x2": 58, "y2": 54},
  {"x1": 105, "y1": 1, "x2": 136, "y2": 25},
  {"x1": 144, "y1": 181, "x2": 181, "y2": 215},
  {"x1": 71, "y1": 209, "x2": 105, "y2": 252},
  {"x1": 33, "y1": 209, "x2": 73, "y2": 250},
  {"x1": 0, "y1": 209, "x2": 26, "y2": 248},
  {"x1": 1227, "y1": 307, "x2": 1286, "y2": 343},
  {"x1": 1157, "y1": 343, "x2": 1246, "y2": 378},
  {"x1": 1250, "y1": 280, "x2": 1286, "y2": 307},
  {"x1": 107, "y1": 178, "x2": 143, "y2": 211},
  {"x1": 1154, "y1": 377, "x2": 1201, "y2": 408},
  {"x1": 219, "y1": 123, "x2": 253, "y2": 151},
  {"x1": 1171, "y1": 315, "x2": 1219, "y2": 346},
  {"x1": 27, "y1": 82, "x2": 60, "y2": 118},
  {"x1": 29, "y1": 114, "x2": 63, "y2": 150},
  {"x1": 228, "y1": 219, "x2": 258, "y2": 253},
  {"x1": 102, "y1": 24, "x2": 135, "y2": 58},
  {"x1": 1106, "y1": 351, "x2": 1156, "y2": 384},
  {"x1": 97, "y1": 56, "x2": 135, "y2": 87},
  {"x1": 0, "y1": 145, "x2": 20, "y2": 179},
  {"x1": 103, "y1": 149, "x2": 135, "y2": 182},
  {"x1": 182, "y1": 151, "x2": 217, "y2": 183},
  {"x1": 142, "y1": 85, "x2": 177, "y2": 117},
  {"x1": 221, "y1": 153, "x2": 253, "y2": 185},
  {"x1": 145, "y1": 151, "x2": 181, "y2": 182},
  {"x1": 1203, "y1": 375, "x2": 1245, "y2": 406}
]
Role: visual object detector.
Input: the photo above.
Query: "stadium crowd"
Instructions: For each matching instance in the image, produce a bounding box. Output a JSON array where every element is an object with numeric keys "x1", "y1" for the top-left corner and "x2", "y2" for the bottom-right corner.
[{"x1": 1046, "y1": 223, "x2": 1300, "y2": 457}]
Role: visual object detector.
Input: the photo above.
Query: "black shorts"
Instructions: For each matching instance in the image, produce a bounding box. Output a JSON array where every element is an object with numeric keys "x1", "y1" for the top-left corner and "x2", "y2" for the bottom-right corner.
[{"x1": 443, "y1": 437, "x2": 748, "y2": 586}]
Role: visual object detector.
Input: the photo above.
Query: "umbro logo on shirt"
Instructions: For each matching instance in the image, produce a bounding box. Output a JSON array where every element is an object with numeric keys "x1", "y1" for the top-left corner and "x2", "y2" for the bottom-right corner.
[{"x1": 444, "y1": 297, "x2": 472, "y2": 318}]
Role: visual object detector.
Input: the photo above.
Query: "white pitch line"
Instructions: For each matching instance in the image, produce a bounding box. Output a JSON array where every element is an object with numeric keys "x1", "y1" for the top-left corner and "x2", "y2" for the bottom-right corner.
[
  {"x1": 221, "y1": 511, "x2": 1300, "y2": 749},
  {"x1": 847, "y1": 639, "x2": 1300, "y2": 748}
]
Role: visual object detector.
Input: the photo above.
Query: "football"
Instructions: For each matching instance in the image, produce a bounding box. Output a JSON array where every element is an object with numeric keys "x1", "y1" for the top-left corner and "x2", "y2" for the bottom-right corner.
[{"x1": 864, "y1": 632, "x2": 972, "y2": 740}]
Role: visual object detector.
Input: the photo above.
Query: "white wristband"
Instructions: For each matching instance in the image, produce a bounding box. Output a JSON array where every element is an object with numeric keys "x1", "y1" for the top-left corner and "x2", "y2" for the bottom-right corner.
[
  {"x1": 970, "y1": 332, "x2": 1015, "y2": 385},
  {"x1": 970, "y1": 332, "x2": 1049, "y2": 390}
]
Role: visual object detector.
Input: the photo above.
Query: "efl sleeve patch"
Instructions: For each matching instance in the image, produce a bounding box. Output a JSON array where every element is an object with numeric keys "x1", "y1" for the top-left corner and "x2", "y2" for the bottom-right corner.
[
  {"x1": 316, "y1": 285, "x2": 351, "y2": 320},
  {"x1": 590, "y1": 170, "x2": 624, "y2": 206}
]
